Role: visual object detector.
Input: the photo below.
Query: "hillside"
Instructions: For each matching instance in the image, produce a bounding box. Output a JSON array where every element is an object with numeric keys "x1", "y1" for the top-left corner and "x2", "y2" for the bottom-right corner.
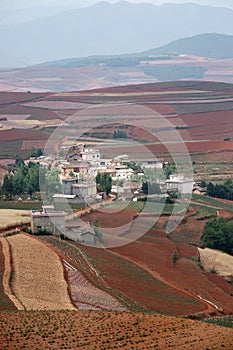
[
  {"x1": 1, "y1": 2, "x2": 233, "y2": 67},
  {"x1": 143, "y1": 33, "x2": 233, "y2": 59}
]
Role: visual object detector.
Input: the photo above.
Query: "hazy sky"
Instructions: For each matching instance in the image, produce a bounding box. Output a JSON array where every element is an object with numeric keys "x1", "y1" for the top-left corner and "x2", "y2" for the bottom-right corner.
[{"x1": 0, "y1": 0, "x2": 232, "y2": 9}]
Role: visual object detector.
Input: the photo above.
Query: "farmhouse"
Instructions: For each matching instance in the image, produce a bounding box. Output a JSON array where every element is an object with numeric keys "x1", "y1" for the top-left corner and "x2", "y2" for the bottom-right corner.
[
  {"x1": 61, "y1": 178, "x2": 98, "y2": 204},
  {"x1": 31, "y1": 206, "x2": 65, "y2": 235}
]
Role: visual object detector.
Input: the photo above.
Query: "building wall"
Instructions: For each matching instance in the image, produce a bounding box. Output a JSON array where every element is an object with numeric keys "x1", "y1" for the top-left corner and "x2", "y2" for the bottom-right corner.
[
  {"x1": 72, "y1": 182, "x2": 97, "y2": 198},
  {"x1": 32, "y1": 215, "x2": 65, "y2": 235}
]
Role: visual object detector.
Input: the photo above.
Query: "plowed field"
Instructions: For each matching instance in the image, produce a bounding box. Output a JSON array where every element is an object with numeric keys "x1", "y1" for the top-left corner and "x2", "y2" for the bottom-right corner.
[{"x1": 0, "y1": 310, "x2": 232, "y2": 349}]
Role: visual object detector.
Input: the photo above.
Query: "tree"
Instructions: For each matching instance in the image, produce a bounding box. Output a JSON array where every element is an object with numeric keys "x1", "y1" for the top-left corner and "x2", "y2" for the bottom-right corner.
[
  {"x1": 200, "y1": 180, "x2": 207, "y2": 188},
  {"x1": 28, "y1": 147, "x2": 43, "y2": 158},
  {"x1": 44, "y1": 168, "x2": 62, "y2": 198},
  {"x1": 15, "y1": 155, "x2": 24, "y2": 168},
  {"x1": 95, "y1": 173, "x2": 112, "y2": 196},
  {"x1": 2, "y1": 175, "x2": 14, "y2": 199},
  {"x1": 142, "y1": 182, "x2": 148, "y2": 195},
  {"x1": 163, "y1": 163, "x2": 176, "y2": 179}
]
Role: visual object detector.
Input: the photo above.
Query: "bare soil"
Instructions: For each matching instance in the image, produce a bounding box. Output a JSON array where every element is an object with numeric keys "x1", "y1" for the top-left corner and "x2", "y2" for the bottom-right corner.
[{"x1": 0, "y1": 310, "x2": 233, "y2": 349}]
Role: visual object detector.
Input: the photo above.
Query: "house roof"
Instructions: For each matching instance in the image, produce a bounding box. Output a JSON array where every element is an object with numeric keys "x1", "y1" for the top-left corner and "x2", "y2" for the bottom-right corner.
[
  {"x1": 31, "y1": 210, "x2": 66, "y2": 218},
  {"x1": 53, "y1": 194, "x2": 76, "y2": 199}
]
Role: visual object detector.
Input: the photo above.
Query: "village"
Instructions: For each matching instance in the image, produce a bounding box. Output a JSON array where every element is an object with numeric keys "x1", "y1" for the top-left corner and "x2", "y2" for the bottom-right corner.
[{"x1": 29, "y1": 142, "x2": 195, "y2": 245}]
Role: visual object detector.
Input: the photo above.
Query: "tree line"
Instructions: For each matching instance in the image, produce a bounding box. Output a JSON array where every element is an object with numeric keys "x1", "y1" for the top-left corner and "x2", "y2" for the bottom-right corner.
[
  {"x1": 207, "y1": 179, "x2": 233, "y2": 201},
  {"x1": 0, "y1": 159, "x2": 61, "y2": 200}
]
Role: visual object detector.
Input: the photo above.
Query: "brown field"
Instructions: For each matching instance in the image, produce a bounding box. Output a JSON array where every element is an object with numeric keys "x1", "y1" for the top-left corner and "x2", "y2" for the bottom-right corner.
[
  {"x1": 0, "y1": 104, "x2": 59, "y2": 121},
  {"x1": 0, "y1": 129, "x2": 48, "y2": 142},
  {"x1": 0, "y1": 92, "x2": 46, "y2": 105},
  {"x1": 0, "y1": 310, "x2": 233, "y2": 349},
  {"x1": 7, "y1": 234, "x2": 75, "y2": 310}
]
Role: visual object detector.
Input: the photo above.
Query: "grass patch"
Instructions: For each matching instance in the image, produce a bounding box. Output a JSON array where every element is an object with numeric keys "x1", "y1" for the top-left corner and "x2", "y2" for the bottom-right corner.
[
  {"x1": 189, "y1": 203, "x2": 217, "y2": 220},
  {"x1": 0, "y1": 201, "x2": 43, "y2": 211}
]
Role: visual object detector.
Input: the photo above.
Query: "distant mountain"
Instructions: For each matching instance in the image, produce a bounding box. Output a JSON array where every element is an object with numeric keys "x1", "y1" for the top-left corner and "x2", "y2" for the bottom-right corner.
[
  {"x1": 1, "y1": 1, "x2": 233, "y2": 67},
  {"x1": 143, "y1": 34, "x2": 233, "y2": 59}
]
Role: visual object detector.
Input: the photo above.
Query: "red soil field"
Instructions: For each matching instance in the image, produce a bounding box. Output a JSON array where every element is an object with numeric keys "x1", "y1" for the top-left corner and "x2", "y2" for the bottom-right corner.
[
  {"x1": 80, "y1": 208, "x2": 233, "y2": 316},
  {"x1": 99, "y1": 140, "x2": 233, "y2": 160},
  {"x1": 0, "y1": 129, "x2": 48, "y2": 142},
  {"x1": 0, "y1": 92, "x2": 47, "y2": 105},
  {"x1": 112, "y1": 216, "x2": 233, "y2": 316},
  {"x1": 181, "y1": 110, "x2": 233, "y2": 140},
  {"x1": 83, "y1": 209, "x2": 138, "y2": 228},
  {"x1": 147, "y1": 140, "x2": 233, "y2": 155},
  {"x1": 1, "y1": 310, "x2": 233, "y2": 350},
  {"x1": 80, "y1": 243, "x2": 205, "y2": 316},
  {"x1": 0, "y1": 104, "x2": 59, "y2": 121}
]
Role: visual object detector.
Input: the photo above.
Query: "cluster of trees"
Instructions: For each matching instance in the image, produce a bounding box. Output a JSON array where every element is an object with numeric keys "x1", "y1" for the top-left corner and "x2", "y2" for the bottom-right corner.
[
  {"x1": 207, "y1": 179, "x2": 233, "y2": 200},
  {"x1": 28, "y1": 147, "x2": 43, "y2": 158},
  {"x1": 0, "y1": 159, "x2": 61, "y2": 200},
  {"x1": 113, "y1": 129, "x2": 127, "y2": 139},
  {"x1": 201, "y1": 218, "x2": 233, "y2": 255},
  {"x1": 142, "y1": 65, "x2": 206, "y2": 81},
  {"x1": 95, "y1": 173, "x2": 112, "y2": 196},
  {"x1": 1, "y1": 162, "x2": 41, "y2": 199}
]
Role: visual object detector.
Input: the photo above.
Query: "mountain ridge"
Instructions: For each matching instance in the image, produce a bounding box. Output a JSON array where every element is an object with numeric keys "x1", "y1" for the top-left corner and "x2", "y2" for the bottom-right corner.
[{"x1": 1, "y1": 1, "x2": 233, "y2": 67}]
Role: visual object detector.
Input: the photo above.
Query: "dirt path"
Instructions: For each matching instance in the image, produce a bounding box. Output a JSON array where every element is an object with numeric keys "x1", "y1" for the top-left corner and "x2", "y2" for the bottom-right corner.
[{"x1": 106, "y1": 248, "x2": 221, "y2": 317}]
